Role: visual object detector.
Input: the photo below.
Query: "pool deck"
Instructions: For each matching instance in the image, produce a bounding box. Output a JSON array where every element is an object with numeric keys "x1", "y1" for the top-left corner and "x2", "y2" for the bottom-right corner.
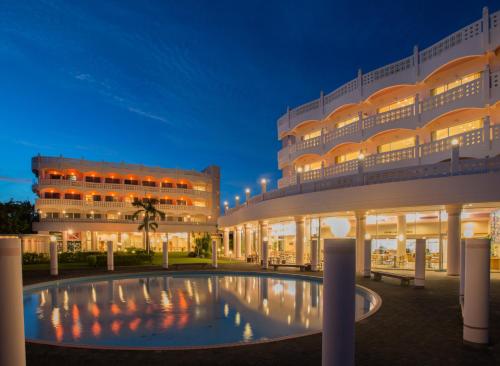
[{"x1": 23, "y1": 264, "x2": 500, "y2": 366}]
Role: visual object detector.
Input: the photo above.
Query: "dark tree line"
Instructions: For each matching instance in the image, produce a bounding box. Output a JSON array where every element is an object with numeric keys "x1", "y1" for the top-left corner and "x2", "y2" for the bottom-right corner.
[{"x1": 0, "y1": 200, "x2": 36, "y2": 234}]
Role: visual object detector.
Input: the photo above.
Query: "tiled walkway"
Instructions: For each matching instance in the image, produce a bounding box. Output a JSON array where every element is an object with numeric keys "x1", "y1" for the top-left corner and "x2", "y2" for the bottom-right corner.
[{"x1": 23, "y1": 265, "x2": 500, "y2": 366}]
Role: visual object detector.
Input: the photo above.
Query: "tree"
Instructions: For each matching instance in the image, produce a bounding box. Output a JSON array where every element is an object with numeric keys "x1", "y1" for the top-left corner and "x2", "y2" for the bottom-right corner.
[
  {"x1": 194, "y1": 233, "x2": 211, "y2": 257},
  {"x1": 0, "y1": 200, "x2": 36, "y2": 234},
  {"x1": 132, "y1": 199, "x2": 165, "y2": 254}
]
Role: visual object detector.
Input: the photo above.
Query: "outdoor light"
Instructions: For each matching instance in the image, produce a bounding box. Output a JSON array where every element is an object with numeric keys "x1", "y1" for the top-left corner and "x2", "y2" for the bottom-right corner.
[
  {"x1": 245, "y1": 188, "x2": 250, "y2": 194},
  {"x1": 224, "y1": 201, "x2": 228, "y2": 206},
  {"x1": 397, "y1": 234, "x2": 405, "y2": 242},
  {"x1": 297, "y1": 167, "x2": 303, "y2": 173},
  {"x1": 451, "y1": 138, "x2": 459, "y2": 146},
  {"x1": 50, "y1": 235, "x2": 57, "y2": 242},
  {"x1": 365, "y1": 233, "x2": 371, "y2": 240},
  {"x1": 358, "y1": 153, "x2": 365, "y2": 160},
  {"x1": 261, "y1": 178, "x2": 266, "y2": 184},
  {"x1": 68, "y1": 229, "x2": 73, "y2": 235},
  {"x1": 323, "y1": 217, "x2": 351, "y2": 238}
]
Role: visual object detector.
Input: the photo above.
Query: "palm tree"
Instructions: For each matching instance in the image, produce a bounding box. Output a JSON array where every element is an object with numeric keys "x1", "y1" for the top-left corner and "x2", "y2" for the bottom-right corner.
[{"x1": 132, "y1": 199, "x2": 165, "y2": 254}]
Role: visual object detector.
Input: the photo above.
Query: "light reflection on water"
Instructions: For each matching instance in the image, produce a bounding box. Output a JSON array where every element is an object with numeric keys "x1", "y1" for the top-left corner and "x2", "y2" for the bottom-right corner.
[{"x1": 23, "y1": 274, "x2": 375, "y2": 348}]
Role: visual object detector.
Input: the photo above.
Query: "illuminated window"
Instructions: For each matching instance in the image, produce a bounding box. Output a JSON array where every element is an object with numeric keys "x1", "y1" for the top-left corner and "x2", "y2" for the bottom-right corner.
[
  {"x1": 335, "y1": 151, "x2": 361, "y2": 163},
  {"x1": 431, "y1": 119, "x2": 483, "y2": 141},
  {"x1": 377, "y1": 97, "x2": 415, "y2": 114},
  {"x1": 430, "y1": 72, "x2": 481, "y2": 96},
  {"x1": 302, "y1": 161, "x2": 322, "y2": 172},
  {"x1": 302, "y1": 130, "x2": 321, "y2": 141},
  {"x1": 377, "y1": 137, "x2": 415, "y2": 153},
  {"x1": 336, "y1": 116, "x2": 359, "y2": 129}
]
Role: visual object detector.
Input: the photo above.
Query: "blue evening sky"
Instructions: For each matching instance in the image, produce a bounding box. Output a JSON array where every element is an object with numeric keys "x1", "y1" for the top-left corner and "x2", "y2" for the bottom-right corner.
[{"x1": 0, "y1": 0, "x2": 496, "y2": 203}]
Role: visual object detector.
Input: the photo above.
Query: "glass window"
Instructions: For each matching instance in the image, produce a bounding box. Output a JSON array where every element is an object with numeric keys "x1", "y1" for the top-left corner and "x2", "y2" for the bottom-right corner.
[
  {"x1": 105, "y1": 177, "x2": 120, "y2": 184},
  {"x1": 377, "y1": 96, "x2": 415, "y2": 114},
  {"x1": 302, "y1": 161, "x2": 322, "y2": 172},
  {"x1": 430, "y1": 72, "x2": 481, "y2": 96},
  {"x1": 336, "y1": 116, "x2": 359, "y2": 129},
  {"x1": 162, "y1": 182, "x2": 174, "y2": 188},
  {"x1": 335, "y1": 151, "x2": 360, "y2": 163},
  {"x1": 431, "y1": 119, "x2": 483, "y2": 141},
  {"x1": 302, "y1": 130, "x2": 321, "y2": 141},
  {"x1": 124, "y1": 179, "x2": 138, "y2": 185},
  {"x1": 92, "y1": 195, "x2": 101, "y2": 201},
  {"x1": 377, "y1": 137, "x2": 415, "y2": 153},
  {"x1": 85, "y1": 176, "x2": 101, "y2": 183},
  {"x1": 177, "y1": 183, "x2": 188, "y2": 189}
]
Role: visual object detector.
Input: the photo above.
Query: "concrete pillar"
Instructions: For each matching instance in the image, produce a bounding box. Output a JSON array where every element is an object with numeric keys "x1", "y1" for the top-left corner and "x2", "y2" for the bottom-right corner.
[
  {"x1": 107, "y1": 241, "x2": 114, "y2": 271},
  {"x1": 397, "y1": 214, "x2": 407, "y2": 260},
  {"x1": 311, "y1": 238, "x2": 319, "y2": 271},
  {"x1": 355, "y1": 212, "x2": 366, "y2": 273},
  {"x1": 91, "y1": 231, "x2": 97, "y2": 251},
  {"x1": 260, "y1": 222, "x2": 268, "y2": 266},
  {"x1": 414, "y1": 238, "x2": 426, "y2": 288},
  {"x1": 295, "y1": 217, "x2": 305, "y2": 265},
  {"x1": 235, "y1": 227, "x2": 242, "y2": 259},
  {"x1": 460, "y1": 239, "x2": 466, "y2": 306},
  {"x1": 245, "y1": 225, "x2": 252, "y2": 260},
  {"x1": 50, "y1": 240, "x2": 58, "y2": 276},
  {"x1": 363, "y1": 239, "x2": 371, "y2": 278},
  {"x1": 0, "y1": 238, "x2": 26, "y2": 366},
  {"x1": 62, "y1": 230, "x2": 68, "y2": 252},
  {"x1": 162, "y1": 241, "x2": 168, "y2": 269},
  {"x1": 262, "y1": 240, "x2": 269, "y2": 269},
  {"x1": 187, "y1": 232, "x2": 191, "y2": 252},
  {"x1": 322, "y1": 239, "x2": 355, "y2": 366},
  {"x1": 212, "y1": 239, "x2": 218, "y2": 269},
  {"x1": 463, "y1": 238, "x2": 490, "y2": 345},
  {"x1": 446, "y1": 205, "x2": 462, "y2": 276},
  {"x1": 223, "y1": 229, "x2": 230, "y2": 257}
]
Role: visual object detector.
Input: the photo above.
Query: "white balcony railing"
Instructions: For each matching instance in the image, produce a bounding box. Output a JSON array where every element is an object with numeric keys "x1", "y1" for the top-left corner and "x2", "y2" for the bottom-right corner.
[
  {"x1": 34, "y1": 178, "x2": 209, "y2": 197},
  {"x1": 421, "y1": 78, "x2": 482, "y2": 113},
  {"x1": 35, "y1": 199, "x2": 209, "y2": 213},
  {"x1": 362, "y1": 104, "x2": 415, "y2": 130},
  {"x1": 277, "y1": 9, "x2": 499, "y2": 136},
  {"x1": 37, "y1": 217, "x2": 216, "y2": 225}
]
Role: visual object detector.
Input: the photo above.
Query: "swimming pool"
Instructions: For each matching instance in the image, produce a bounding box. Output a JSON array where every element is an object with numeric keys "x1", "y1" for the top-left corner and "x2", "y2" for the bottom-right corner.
[{"x1": 23, "y1": 271, "x2": 380, "y2": 349}]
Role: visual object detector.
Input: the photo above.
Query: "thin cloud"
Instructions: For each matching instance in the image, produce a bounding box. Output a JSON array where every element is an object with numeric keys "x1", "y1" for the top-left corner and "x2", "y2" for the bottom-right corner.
[
  {"x1": 0, "y1": 176, "x2": 31, "y2": 184},
  {"x1": 127, "y1": 107, "x2": 170, "y2": 124},
  {"x1": 14, "y1": 140, "x2": 54, "y2": 150}
]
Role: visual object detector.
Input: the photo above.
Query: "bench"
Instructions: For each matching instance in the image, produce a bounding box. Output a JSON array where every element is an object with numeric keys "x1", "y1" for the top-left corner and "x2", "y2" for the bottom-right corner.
[
  {"x1": 371, "y1": 270, "x2": 414, "y2": 286},
  {"x1": 171, "y1": 263, "x2": 210, "y2": 270},
  {"x1": 271, "y1": 263, "x2": 311, "y2": 272}
]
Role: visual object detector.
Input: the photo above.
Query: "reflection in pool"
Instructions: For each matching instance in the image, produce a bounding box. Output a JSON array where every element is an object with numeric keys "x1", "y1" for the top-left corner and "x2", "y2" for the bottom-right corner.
[{"x1": 23, "y1": 273, "x2": 376, "y2": 348}]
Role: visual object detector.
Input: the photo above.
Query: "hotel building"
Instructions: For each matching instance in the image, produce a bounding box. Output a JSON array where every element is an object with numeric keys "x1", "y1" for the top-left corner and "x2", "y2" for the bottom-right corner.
[
  {"x1": 219, "y1": 7, "x2": 500, "y2": 273},
  {"x1": 31, "y1": 155, "x2": 220, "y2": 252}
]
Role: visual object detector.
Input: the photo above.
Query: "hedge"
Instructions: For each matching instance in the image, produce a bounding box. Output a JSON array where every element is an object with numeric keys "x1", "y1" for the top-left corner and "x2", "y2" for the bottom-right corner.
[{"x1": 88, "y1": 251, "x2": 154, "y2": 267}]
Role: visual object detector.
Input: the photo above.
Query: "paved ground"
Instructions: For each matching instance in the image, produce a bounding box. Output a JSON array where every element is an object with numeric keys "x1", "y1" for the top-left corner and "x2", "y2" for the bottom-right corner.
[{"x1": 23, "y1": 264, "x2": 500, "y2": 366}]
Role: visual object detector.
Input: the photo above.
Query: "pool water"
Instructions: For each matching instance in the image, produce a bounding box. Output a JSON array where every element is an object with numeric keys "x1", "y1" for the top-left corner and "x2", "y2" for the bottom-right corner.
[{"x1": 23, "y1": 272, "x2": 377, "y2": 348}]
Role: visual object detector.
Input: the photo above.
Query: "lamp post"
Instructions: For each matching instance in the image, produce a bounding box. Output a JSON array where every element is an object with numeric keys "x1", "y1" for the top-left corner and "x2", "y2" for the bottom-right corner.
[
  {"x1": 245, "y1": 188, "x2": 251, "y2": 202},
  {"x1": 235, "y1": 195, "x2": 240, "y2": 207},
  {"x1": 260, "y1": 178, "x2": 267, "y2": 194},
  {"x1": 451, "y1": 138, "x2": 460, "y2": 175},
  {"x1": 50, "y1": 235, "x2": 58, "y2": 276},
  {"x1": 223, "y1": 201, "x2": 229, "y2": 213}
]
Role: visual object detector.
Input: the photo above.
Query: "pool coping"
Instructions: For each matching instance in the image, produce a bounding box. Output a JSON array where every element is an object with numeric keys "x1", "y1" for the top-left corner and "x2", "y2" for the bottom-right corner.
[{"x1": 24, "y1": 270, "x2": 382, "y2": 351}]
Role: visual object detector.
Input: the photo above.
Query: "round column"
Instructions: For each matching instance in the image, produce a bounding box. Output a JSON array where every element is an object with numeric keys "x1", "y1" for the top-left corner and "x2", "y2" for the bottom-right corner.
[
  {"x1": 0, "y1": 237, "x2": 26, "y2": 366},
  {"x1": 396, "y1": 214, "x2": 407, "y2": 260},
  {"x1": 355, "y1": 212, "x2": 366, "y2": 274},
  {"x1": 446, "y1": 205, "x2": 462, "y2": 276},
  {"x1": 50, "y1": 240, "x2": 58, "y2": 276},
  {"x1": 295, "y1": 217, "x2": 305, "y2": 265},
  {"x1": 311, "y1": 238, "x2": 319, "y2": 271},
  {"x1": 322, "y1": 239, "x2": 355, "y2": 366},
  {"x1": 363, "y1": 239, "x2": 371, "y2": 278},
  {"x1": 414, "y1": 238, "x2": 426, "y2": 288},
  {"x1": 463, "y1": 238, "x2": 490, "y2": 345},
  {"x1": 223, "y1": 229, "x2": 230, "y2": 257},
  {"x1": 235, "y1": 227, "x2": 242, "y2": 259},
  {"x1": 107, "y1": 241, "x2": 114, "y2": 271},
  {"x1": 460, "y1": 239, "x2": 465, "y2": 306},
  {"x1": 262, "y1": 240, "x2": 269, "y2": 270},
  {"x1": 162, "y1": 241, "x2": 168, "y2": 269},
  {"x1": 244, "y1": 225, "x2": 252, "y2": 260},
  {"x1": 212, "y1": 239, "x2": 218, "y2": 269}
]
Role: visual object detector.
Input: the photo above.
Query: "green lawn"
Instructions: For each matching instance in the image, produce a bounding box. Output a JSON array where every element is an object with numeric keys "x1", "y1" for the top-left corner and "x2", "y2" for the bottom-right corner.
[{"x1": 23, "y1": 252, "x2": 239, "y2": 271}]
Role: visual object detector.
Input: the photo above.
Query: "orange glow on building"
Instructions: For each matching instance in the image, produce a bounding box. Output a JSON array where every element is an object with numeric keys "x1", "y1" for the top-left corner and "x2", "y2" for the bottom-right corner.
[
  {"x1": 91, "y1": 303, "x2": 100, "y2": 318},
  {"x1": 110, "y1": 303, "x2": 121, "y2": 315},
  {"x1": 111, "y1": 320, "x2": 122, "y2": 335},
  {"x1": 129, "y1": 318, "x2": 141, "y2": 331},
  {"x1": 91, "y1": 321, "x2": 102, "y2": 337}
]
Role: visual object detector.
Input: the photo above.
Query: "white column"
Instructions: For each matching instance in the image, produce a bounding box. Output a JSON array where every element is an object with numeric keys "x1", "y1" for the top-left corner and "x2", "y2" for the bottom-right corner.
[
  {"x1": 162, "y1": 241, "x2": 168, "y2": 269},
  {"x1": 62, "y1": 230, "x2": 68, "y2": 252},
  {"x1": 446, "y1": 205, "x2": 462, "y2": 276},
  {"x1": 355, "y1": 212, "x2": 366, "y2": 273},
  {"x1": 295, "y1": 217, "x2": 305, "y2": 265},
  {"x1": 223, "y1": 229, "x2": 230, "y2": 257},
  {"x1": 463, "y1": 238, "x2": 490, "y2": 345},
  {"x1": 235, "y1": 227, "x2": 242, "y2": 259},
  {"x1": 262, "y1": 240, "x2": 269, "y2": 269},
  {"x1": 0, "y1": 238, "x2": 26, "y2": 366},
  {"x1": 460, "y1": 239, "x2": 465, "y2": 306},
  {"x1": 212, "y1": 239, "x2": 218, "y2": 269},
  {"x1": 311, "y1": 238, "x2": 319, "y2": 271},
  {"x1": 50, "y1": 240, "x2": 58, "y2": 276},
  {"x1": 414, "y1": 238, "x2": 426, "y2": 288},
  {"x1": 396, "y1": 214, "x2": 407, "y2": 260},
  {"x1": 363, "y1": 239, "x2": 371, "y2": 278},
  {"x1": 107, "y1": 241, "x2": 114, "y2": 271},
  {"x1": 245, "y1": 225, "x2": 252, "y2": 260},
  {"x1": 91, "y1": 231, "x2": 97, "y2": 251},
  {"x1": 322, "y1": 239, "x2": 355, "y2": 366}
]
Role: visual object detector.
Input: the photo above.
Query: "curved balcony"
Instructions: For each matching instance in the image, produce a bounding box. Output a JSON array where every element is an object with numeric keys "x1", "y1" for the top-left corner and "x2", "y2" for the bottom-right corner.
[
  {"x1": 277, "y1": 9, "x2": 499, "y2": 137},
  {"x1": 37, "y1": 217, "x2": 216, "y2": 225},
  {"x1": 33, "y1": 178, "x2": 210, "y2": 198},
  {"x1": 278, "y1": 76, "x2": 494, "y2": 167}
]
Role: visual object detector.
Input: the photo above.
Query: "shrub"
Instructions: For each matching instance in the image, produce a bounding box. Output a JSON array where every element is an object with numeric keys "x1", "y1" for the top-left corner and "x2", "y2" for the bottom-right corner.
[
  {"x1": 23, "y1": 252, "x2": 49, "y2": 264},
  {"x1": 89, "y1": 251, "x2": 154, "y2": 267},
  {"x1": 87, "y1": 255, "x2": 97, "y2": 267},
  {"x1": 187, "y1": 251, "x2": 197, "y2": 257},
  {"x1": 60, "y1": 251, "x2": 103, "y2": 263}
]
